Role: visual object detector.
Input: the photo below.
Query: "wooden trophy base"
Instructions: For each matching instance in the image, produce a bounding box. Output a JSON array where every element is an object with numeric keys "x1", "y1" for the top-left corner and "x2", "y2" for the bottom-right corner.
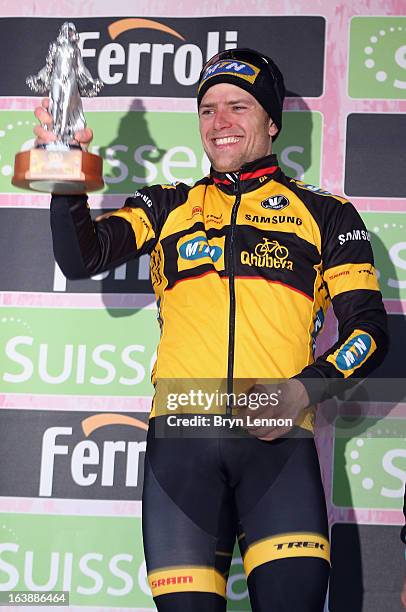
[{"x1": 12, "y1": 148, "x2": 104, "y2": 194}]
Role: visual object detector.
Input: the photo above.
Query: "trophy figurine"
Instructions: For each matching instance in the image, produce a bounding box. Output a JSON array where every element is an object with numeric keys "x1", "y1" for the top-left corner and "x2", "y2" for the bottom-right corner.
[{"x1": 13, "y1": 22, "x2": 104, "y2": 193}]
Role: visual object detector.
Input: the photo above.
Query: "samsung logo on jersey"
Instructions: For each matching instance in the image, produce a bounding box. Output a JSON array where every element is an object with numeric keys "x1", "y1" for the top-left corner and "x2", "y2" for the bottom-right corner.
[
  {"x1": 338, "y1": 229, "x2": 370, "y2": 245},
  {"x1": 179, "y1": 236, "x2": 222, "y2": 262},
  {"x1": 261, "y1": 195, "x2": 290, "y2": 210},
  {"x1": 245, "y1": 214, "x2": 302, "y2": 225}
]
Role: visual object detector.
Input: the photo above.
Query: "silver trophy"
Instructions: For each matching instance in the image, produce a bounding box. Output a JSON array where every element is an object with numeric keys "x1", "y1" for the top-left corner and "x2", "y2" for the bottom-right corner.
[{"x1": 13, "y1": 21, "x2": 104, "y2": 193}]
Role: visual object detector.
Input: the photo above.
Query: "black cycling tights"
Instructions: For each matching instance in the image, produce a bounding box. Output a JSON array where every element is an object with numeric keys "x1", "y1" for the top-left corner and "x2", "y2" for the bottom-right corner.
[{"x1": 143, "y1": 419, "x2": 330, "y2": 611}]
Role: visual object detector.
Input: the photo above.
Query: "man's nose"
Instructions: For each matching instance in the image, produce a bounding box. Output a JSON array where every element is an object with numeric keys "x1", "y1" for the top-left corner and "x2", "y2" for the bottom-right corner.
[{"x1": 213, "y1": 109, "x2": 232, "y2": 130}]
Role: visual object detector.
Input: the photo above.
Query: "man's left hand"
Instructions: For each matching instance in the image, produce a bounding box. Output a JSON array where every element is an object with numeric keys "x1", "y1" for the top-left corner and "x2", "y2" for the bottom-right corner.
[{"x1": 239, "y1": 378, "x2": 310, "y2": 440}]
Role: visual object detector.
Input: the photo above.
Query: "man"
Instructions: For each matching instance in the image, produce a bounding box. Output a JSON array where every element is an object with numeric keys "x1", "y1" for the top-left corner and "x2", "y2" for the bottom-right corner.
[{"x1": 35, "y1": 48, "x2": 388, "y2": 611}]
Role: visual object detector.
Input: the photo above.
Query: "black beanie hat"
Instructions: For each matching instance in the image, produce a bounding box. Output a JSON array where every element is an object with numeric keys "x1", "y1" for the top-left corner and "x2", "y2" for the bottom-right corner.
[{"x1": 197, "y1": 48, "x2": 285, "y2": 139}]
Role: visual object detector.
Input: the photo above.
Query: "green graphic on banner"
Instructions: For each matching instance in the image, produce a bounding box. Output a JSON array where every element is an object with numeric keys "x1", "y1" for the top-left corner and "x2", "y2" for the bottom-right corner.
[
  {"x1": 226, "y1": 549, "x2": 250, "y2": 610},
  {"x1": 0, "y1": 514, "x2": 150, "y2": 607},
  {"x1": 333, "y1": 417, "x2": 406, "y2": 509},
  {"x1": 0, "y1": 514, "x2": 251, "y2": 609},
  {"x1": 361, "y1": 211, "x2": 406, "y2": 300},
  {"x1": 0, "y1": 110, "x2": 321, "y2": 194},
  {"x1": 0, "y1": 307, "x2": 158, "y2": 396},
  {"x1": 349, "y1": 17, "x2": 406, "y2": 98},
  {"x1": 274, "y1": 111, "x2": 322, "y2": 186}
]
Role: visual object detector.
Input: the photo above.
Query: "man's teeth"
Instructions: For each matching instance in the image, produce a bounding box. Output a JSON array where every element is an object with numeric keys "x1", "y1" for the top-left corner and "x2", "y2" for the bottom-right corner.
[{"x1": 215, "y1": 137, "x2": 240, "y2": 145}]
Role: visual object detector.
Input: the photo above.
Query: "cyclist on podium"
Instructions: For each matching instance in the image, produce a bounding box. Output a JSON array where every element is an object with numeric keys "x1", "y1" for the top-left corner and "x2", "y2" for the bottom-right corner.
[{"x1": 35, "y1": 48, "x2": 388, "y2": 611}]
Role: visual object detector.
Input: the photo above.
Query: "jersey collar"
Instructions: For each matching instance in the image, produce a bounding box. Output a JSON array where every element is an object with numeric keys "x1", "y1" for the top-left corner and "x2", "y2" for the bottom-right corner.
[{"x1": 211, "y1": 154, "x2": 280, "y2": 195}]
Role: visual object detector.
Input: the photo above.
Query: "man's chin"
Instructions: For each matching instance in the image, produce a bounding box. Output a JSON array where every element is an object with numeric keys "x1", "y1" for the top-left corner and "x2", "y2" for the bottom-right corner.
[
  {"x1": 211, "y1": 159, "x2": 241, "y2": 173},
  {"x1": 213, "y1": 166, "x2": 240, "y2": 173}
]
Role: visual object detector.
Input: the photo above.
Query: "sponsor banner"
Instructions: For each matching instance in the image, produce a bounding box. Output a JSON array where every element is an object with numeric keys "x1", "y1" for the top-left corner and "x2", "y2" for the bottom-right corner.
[
  {"x1": 0, "y1": 208, "x2": 153, "y2": 293},
  {"x1": 0, "y1": 513, "x2": 250, "y2": 609},
  {"x1": 274, "y1": 111, "x2": 322, "y2": 186},
  {"x1": 333, "y1": 417, "x2": 406, "y2": 509},
  {"x1": 0, "y1": 409, "x2": 148, "y2": 500},
  {"x1": 344, "y1": 113, "x2": 406, "y2": 197},
  {"x1": 0, "y1": 110, "x2": 322, "y2": 195},
  {"x1": 338, "y1": 212, "x2": 406, "y2": 385},
  {"x1": 329, "y1": 524, "x2": 404, "y2": 612},
  {"x1": 349, "y1": 16, "x2": 406, "y2": 99},
  {"x1": 0, "y1": 513, "x2": 151, "y2": 607},
  {"x1": 0, "y1": 307, "x2": 158, "y2": 396},
  {"x1": 0, "y1": 17, "x2": 325, "y2": 98},
  {"x1": 360, "y1": 212, "x2": 406, "y2": 301}
]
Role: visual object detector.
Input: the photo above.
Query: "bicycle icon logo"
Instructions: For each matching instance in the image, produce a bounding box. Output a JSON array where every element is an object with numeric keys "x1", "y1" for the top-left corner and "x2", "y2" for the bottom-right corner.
[{"x1": 254, "y1": 238, "x2": 289, "y2": 260}]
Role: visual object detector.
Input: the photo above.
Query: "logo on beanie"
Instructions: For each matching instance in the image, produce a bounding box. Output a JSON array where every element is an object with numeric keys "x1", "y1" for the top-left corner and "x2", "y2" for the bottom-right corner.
[
  {"x1": 261, "y1": 195, "x2": 290, "y2": 210},
  {"x1": 200, "y1": 60, "x2": 260, "y2": 86}
]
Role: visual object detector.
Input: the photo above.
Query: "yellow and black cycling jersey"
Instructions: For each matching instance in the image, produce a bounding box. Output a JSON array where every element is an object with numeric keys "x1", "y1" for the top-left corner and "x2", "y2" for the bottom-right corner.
[{"x1": 51, "y1": 153, "x2": 388, "y2": 428}]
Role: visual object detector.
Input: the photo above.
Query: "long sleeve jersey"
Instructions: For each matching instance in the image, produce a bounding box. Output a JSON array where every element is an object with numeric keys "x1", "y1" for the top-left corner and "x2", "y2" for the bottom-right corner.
[{"x1": 51, "y1": 154, "x2": 388, "y2": 430}]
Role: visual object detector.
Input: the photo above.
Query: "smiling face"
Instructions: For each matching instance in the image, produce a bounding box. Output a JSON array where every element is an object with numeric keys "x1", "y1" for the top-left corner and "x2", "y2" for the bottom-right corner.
[{"x1": 198, "y1": 83, "x2": 278, "y2": 173}]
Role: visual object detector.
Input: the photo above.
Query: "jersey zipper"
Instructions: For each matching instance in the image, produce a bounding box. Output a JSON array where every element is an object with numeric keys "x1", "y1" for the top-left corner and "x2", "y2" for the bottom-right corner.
[{"x1": 226, "y1": 175, "x2": 241, "y2": 415}]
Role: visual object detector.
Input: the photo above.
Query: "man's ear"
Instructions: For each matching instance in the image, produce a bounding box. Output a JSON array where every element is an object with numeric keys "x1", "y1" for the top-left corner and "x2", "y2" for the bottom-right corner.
[{"x1": 268, "y1": 119, "x2": 279, "y2": 139}]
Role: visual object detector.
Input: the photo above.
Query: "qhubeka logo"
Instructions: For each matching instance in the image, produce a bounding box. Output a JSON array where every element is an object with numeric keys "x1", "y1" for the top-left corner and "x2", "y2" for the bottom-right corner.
[
  {"x1": 349, "y1": 16, "x2": 406, "y2": 98},
  {"x1": 241, "y1": 238, "x2": 294, "y2": 271}
]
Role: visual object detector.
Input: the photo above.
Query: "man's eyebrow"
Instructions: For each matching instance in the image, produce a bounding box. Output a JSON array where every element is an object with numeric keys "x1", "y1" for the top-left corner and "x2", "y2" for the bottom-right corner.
[
  {"x1": 226, "y1": 99, "x2": 252, "y2": 105},
  {"x1": 199, "y1": 99, "x2": 253, "y2": 109}
]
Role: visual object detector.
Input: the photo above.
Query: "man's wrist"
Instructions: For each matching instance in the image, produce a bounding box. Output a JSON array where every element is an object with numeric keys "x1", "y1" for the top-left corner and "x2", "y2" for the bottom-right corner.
[
  {"x1": 286, "y1": 378, "x2": 310, "y2": 411},
  {"x1": 293, "y1": 370, "x2": 329, "y2": 405}
]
